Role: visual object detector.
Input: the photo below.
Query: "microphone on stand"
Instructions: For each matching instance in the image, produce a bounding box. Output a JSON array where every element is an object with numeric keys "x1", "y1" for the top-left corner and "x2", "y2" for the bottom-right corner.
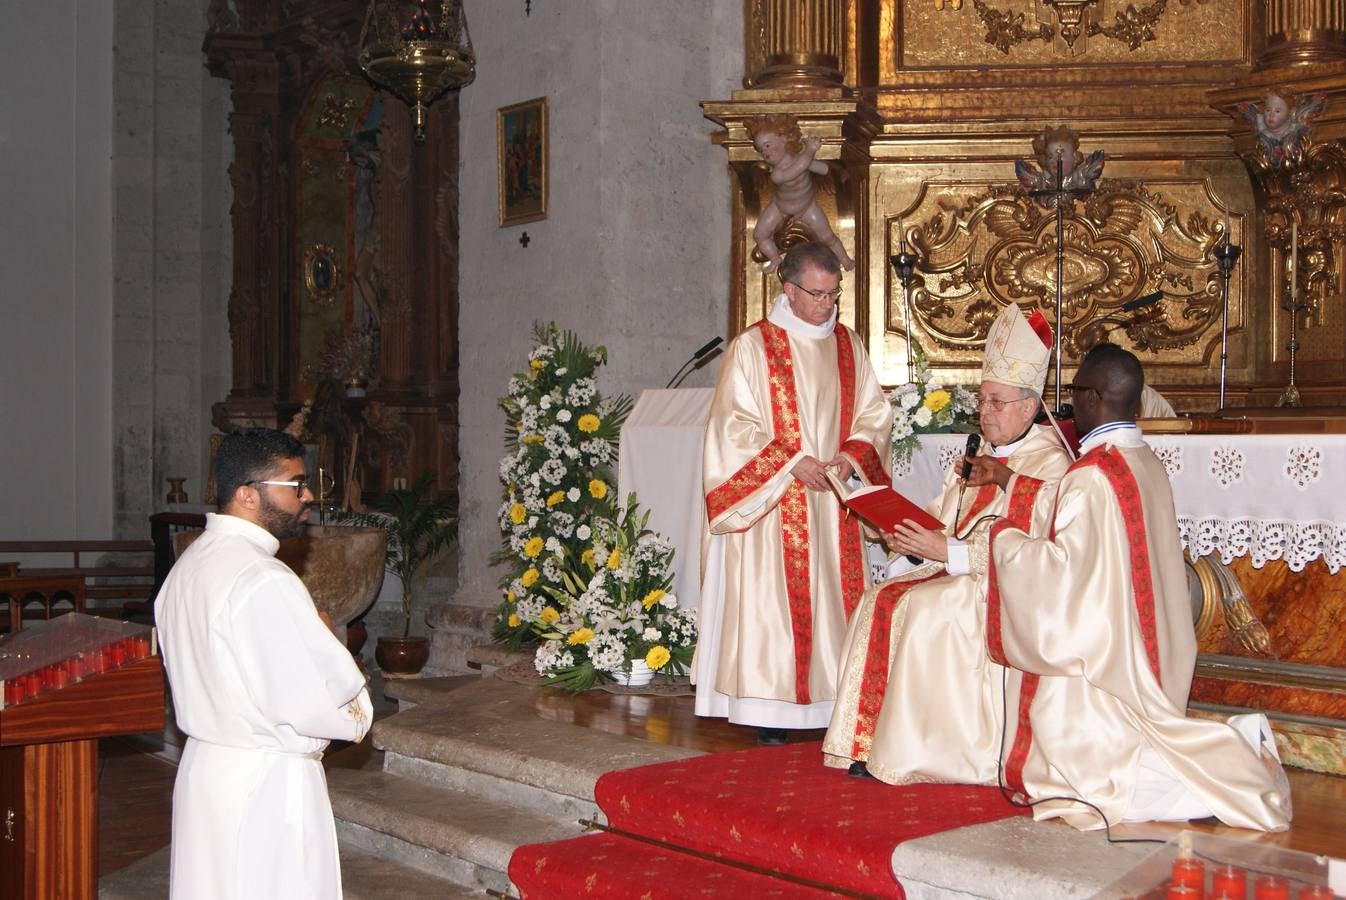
[{"x1": 666, "y1": 337, "x2": 724, "y2": 389}]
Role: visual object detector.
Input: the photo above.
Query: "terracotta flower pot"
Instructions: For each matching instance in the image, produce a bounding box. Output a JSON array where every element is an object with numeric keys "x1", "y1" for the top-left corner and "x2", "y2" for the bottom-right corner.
[
  {"x1": 345, "y1": 620, "x2": 369, "y2": 657},
  {"x1": 375, "y1": 635, "x2": 429, "y2": 675}
]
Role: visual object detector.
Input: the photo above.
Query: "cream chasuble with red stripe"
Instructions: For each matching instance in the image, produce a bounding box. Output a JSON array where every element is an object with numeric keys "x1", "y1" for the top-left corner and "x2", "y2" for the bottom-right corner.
[
  {"x1": 696, "y1": 302, "x2": 890, "y2": 728},
  {"x1": 989, "y1": 429, "x2": 1291, "y2": 832}
]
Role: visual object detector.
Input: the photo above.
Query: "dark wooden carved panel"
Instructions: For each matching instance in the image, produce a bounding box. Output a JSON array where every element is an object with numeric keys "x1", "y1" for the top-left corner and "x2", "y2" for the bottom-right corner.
[{"x1": 205, "y1": 2, "x2": 459, "y2": 507}]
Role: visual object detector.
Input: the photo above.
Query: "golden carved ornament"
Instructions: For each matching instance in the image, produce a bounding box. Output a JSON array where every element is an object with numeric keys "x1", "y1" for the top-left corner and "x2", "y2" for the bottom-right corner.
[
  {"x1": 1250, "y1": 140, "x2": 1346, "y2": 327},
  {"x1": 318, "y1": 94, "x2": 357, "y2": 130},
  {"x1": 896, "y1": 182, "x2": 1230, "y2": 359}
]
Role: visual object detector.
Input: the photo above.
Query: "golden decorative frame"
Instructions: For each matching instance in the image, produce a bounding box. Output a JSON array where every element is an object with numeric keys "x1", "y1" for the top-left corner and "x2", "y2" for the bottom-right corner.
[
  {"x1": 497, "y1": 96, "x2": 549, "y2": 227},
  {"x1": 303, "y1": 243, "x2": 341, "y2": 307}
]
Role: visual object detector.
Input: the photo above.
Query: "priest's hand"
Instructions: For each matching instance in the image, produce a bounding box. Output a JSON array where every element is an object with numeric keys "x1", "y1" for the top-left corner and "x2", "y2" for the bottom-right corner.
[
  {"x1": 884, "y1": 520, "x2": 949, "y2": 563},
  {"x1": 824, "y1": 455, "x2": 855, "y2": 482},
  {"x1": 791, "y1": 455, "x2": 832, "y2": 491},
  {"x1": 961, "y1": 455, "x2": 1012, "y2": 490}
]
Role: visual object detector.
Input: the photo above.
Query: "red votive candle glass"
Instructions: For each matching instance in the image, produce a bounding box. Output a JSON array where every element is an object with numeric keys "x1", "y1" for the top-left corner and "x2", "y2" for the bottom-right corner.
[
  {"x1": 1172, "y1": 858, "x2": 1206, "y2": 893},
  {"x1": 4, "y1": 678, "x2": 24, "y2": 706},
  {"x1": 1253, "y1": 875, "x2": 1289, "y2": 900},
  {"x1": 1210, "y1": 863, "x2": 1246, "y2": 897},
  {"x1": 1299, "y1": 886, "x2": 1335, "y2": 898}
]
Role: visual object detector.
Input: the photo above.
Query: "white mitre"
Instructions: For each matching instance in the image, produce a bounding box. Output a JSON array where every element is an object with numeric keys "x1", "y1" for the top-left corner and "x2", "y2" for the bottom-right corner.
[{"x1": 982, "y1": 302, "x2": 1053, "y2": 395}]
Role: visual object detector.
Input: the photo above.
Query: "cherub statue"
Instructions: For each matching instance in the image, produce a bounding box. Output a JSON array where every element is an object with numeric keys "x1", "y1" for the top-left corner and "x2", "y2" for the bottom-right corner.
[
  {"x1": 746, "y1": 114, "x2": 855, "y2": 273},
  {"x1": 1238, "y1": 88, "x2": 1326, "y2": 169},
  {"x1": 1015, "y1": 125, "x2": 1105, "y2": 208}
]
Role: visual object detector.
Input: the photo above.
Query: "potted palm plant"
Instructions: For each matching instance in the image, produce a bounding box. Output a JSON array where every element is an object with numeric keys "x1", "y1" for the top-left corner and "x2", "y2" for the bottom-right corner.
[{"x1": 345, "y1": 472, "x2": 456, "y2": 675}]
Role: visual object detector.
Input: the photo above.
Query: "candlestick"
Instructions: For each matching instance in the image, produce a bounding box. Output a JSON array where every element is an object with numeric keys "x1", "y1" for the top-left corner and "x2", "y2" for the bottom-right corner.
[
  {"x1": 1223, "y1": 209, "x2": 1231, "y2": 244},
  {"x1": 1290, "y1": 220, "x2": 1297, "y2": 306},
  {"x1": 898, "y1": 218, "x2": 908, "y2": 255}
]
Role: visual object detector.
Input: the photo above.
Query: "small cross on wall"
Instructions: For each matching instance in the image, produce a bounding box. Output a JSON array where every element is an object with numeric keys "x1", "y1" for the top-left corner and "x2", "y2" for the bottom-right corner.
[{"x1": 519, "y1": 231, "x2": 531, "y2": 248}]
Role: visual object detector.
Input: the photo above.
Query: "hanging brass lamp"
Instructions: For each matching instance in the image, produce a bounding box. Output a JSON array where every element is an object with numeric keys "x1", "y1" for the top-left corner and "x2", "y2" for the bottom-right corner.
[{"x1": 358, "y1": 0, "x2": 476, "y2": 142}]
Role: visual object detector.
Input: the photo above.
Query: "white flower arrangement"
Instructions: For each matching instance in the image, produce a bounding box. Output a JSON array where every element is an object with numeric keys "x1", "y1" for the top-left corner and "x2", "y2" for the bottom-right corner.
[
  {"x1": 889, "y1": 344, "x2": 979, "y2": 467},
  {"x1": 528, "y1": 498, "x2": 696, "y2": 692},
  {"x1": 492, "y1": 324, "x2": 634, "y2": 650}
]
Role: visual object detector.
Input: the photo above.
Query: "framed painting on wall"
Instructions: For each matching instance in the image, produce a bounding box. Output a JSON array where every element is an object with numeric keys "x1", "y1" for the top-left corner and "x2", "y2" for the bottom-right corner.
[{"x1": 497, "y1": 97, "x2": 548, "y2": 227}]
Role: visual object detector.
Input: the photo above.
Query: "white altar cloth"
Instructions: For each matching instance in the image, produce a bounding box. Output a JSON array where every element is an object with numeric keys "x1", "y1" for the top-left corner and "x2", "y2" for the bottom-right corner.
[
  {"x1": 616, "y1": 389, "x2": 714, "y2": 612},
  {"x1": 899, "y1": 432, "x2": 1346, "y2": 574}
]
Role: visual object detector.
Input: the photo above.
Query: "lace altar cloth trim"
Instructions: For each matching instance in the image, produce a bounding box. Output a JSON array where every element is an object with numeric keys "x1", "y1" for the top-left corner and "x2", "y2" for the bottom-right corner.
[
  {"x1": 906, "y1": 433, "x2": 1346, "y2": 575},
  {"x1": 1178, "y1": 517, "x2": 1346, "y2": 574}
]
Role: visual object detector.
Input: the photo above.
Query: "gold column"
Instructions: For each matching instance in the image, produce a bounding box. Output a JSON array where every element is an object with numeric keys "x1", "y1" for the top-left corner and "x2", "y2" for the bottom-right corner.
[
  {"x1": 745, "y1": 0, "x2": 846, "y2": 88},
  {"x1": 1258, "y1": 0, "x2": 1346, "y2": 68}
]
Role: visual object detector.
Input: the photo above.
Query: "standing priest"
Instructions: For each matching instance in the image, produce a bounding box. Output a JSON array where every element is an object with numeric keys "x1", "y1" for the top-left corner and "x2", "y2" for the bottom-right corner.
[
  {"x1": 823, "y1": 302, "x2": 1072, "y2": 781},
  {"x1": 694, "y1": 241, "x2": 892, "y2": 744},
  {"x1": 158, "y1": 427, "x2": 374, "y2": 899}
]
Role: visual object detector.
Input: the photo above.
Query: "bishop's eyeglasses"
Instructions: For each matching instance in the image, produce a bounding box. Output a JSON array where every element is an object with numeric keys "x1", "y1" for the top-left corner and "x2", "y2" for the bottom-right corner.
[{"x1": 973, "y1": 393, "x2": 1034, "y2": 413}]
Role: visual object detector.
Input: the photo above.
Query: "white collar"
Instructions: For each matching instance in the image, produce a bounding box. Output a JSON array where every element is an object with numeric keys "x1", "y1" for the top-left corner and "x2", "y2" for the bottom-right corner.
[
  {"x1": 1078, "y1": 421, "x2": 1144, "y2": 455},
  {"x1": 768, "y1": 294, "x2": 836, "y2": 340},
  {"x1": 989, "y1": 425, "x2": 1037, "y2": 458},
  {"x1": 206, "y1": 511, "x2": 281, "y2": 556}
]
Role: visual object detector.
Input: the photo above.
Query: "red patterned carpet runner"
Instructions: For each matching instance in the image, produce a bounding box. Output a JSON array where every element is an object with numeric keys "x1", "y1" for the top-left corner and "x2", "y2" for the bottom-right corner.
[{"x1": 508, "y1": 741, "x2": 1026, "y2": 898}]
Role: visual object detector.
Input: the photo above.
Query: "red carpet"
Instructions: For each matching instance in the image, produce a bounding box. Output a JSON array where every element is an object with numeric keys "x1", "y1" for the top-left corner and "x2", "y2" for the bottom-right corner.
[{"x1": 509, "y1": 741, "x2": 1027, "y2": 898}]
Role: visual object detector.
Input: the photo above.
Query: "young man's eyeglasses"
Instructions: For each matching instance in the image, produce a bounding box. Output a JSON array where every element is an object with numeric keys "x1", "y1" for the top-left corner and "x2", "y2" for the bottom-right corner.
[
  {"x1": 249, "y1": 476, "x2": 311, "y2": 497},
  {"x1": 1065, "y1": 382, "x2": 1102, "y2": 400},
  {"x1": 788, "y1": 282, "x2": 842, "y2": 303}
]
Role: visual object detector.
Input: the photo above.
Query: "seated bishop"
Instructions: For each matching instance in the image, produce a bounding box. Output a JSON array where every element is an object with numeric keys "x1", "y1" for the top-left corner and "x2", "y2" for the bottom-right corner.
[{"x1": 823, "y1": 302, "x2": 1072, "y2": 783}]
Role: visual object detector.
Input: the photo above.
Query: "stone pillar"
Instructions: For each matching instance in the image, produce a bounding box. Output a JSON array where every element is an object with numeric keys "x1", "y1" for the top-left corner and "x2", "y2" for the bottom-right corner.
[
  {"x1": 1258, "y1": 0, "x2": 1346, "y2": 68},
  {"x1": 745, "y1": 0, "x2": 846, "y2": 88}
]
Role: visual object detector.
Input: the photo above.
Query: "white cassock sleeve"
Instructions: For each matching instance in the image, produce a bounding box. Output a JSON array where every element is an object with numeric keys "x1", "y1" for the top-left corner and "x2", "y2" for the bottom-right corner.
[{"x1": 226, "y1": 567, "x2": 372, "y2": 742}]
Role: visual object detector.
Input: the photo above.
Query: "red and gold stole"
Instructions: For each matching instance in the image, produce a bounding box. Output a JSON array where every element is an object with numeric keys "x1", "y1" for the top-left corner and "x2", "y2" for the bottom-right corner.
[
  {"x1": 982, "y1": 472, "x2": 1051, "y2": 796},
  {"x1": 849, "y1": 476, "x2": 1006, "y2": 757}
]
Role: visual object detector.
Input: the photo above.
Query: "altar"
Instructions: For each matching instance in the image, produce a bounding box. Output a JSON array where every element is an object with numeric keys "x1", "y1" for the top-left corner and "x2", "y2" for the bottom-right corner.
[{"x1": 618, "y1": 388, "x2": 1346, "y2": 772}]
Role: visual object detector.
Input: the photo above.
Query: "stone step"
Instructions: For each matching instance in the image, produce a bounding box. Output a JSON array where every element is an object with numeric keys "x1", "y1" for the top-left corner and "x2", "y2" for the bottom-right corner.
[
  {"x1": 329, "y1": 767, "x2": 585, "y2": 893},
  {"x1": 99, "y1": 842, "x2": 494, "y2": 900},
  {"x1": 369, "y1": 677, "x2": 702, "y2": 808}
]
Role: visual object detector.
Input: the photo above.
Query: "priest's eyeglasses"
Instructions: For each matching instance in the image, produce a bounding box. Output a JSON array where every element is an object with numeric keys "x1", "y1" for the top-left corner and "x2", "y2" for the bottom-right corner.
[
  {"x1": 974, "y1": 394, "x2": 1033, "y2": 413},
  {"x1": 249, "y1": 476, "x2": 311, "y2": 496},
  {"x1": 789, "y1": 282, "x2": 842, "y2": 303}
]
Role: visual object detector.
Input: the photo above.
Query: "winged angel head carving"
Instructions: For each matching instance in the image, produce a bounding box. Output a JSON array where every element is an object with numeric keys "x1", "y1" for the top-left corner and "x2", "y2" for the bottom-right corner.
[
  {"x1": 1015, "y1": 125, "x2": 1105, "y2": 208},
  {"x1": 1237, "y1": 88, "x2": 1327, "y2": 169}
]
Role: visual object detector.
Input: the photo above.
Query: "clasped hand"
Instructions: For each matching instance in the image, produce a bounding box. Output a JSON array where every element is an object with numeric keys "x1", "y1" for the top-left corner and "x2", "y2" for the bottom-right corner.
[{"x1": 791, "y1": 454, "x2": 853, "y2": 491}]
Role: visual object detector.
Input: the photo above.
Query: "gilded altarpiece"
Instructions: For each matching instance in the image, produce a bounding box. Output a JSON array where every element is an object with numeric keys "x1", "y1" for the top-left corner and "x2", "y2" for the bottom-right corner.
[{"x1": 713, "y1": 0, "x2": 1346, "y2": 770}]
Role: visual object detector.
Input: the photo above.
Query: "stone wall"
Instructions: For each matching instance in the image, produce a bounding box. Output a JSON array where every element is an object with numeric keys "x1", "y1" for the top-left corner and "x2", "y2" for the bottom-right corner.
[
  {"x1": 0, "y1": 3, "x2": 115, "y2": 540},
  {"x1": 113, "y1": 0, "x2": 231, "y2": 538},
  {"x1": 443, "y1": 0, "x2": 742, "y2": 664}
]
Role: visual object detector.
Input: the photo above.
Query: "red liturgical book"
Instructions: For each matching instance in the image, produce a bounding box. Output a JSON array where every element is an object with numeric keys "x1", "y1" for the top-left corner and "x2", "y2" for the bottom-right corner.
[{"x1": 826, "y1": 470, "x2": 945, "y2": 533}]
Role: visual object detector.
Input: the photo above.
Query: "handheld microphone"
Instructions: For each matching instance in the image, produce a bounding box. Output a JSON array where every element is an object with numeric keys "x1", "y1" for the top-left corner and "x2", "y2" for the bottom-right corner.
[
  {"x1": 960, "y1": 433, "x2": 983, "y2": 480},
  {"x1": 665, "y1": 337, "x2": 725, "y2": 389}
]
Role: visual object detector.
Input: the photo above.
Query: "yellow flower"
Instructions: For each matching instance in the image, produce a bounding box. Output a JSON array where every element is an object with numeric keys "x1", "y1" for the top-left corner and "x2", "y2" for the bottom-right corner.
[
  {"x1": 645, "y1": 645, "x2": 671, "y2": 671},
  {"x1": 521, "y1": 433, "x2": 544, "y2": 445},
  {"x1": 539, "y1": 607, "x2": 560, "y2": 624},
  {"x1": 506, "y1": 589, "x2": 516, "y2": 602},
  {"x1": 923, "y1": 389, "x2": 951, "y2": 413},
  {"x1": 581, "y1": 548, "x2": 596, "y2": 569},
  {"x1": 588, "y1": 479, "x2": 608, "y2": 500},
  {"x1": 521, "y1": 568, "x2": 539, "y2": 587},
  {"x1": 509, "y1": 503, "x2": 527, "y2": 525},
  {"x1": 577, "y1": 414, "x2": 601, "y2": 433},
  {"x1": 642, "y1": 589, "x2": 666, "y2": 610},
  {"x1": 606, "y1": 547, "x2": 621, "y2": 570},
  {"x1": 507, "y1": 613, "x2": 521, "y2": 628},
  {"x1": 567, "y1": 627, "x2": 594, "y2": 646},
  {"x1": 546, "y1": 491, "x2": 565, "y2": 507},
  {"x1": 530, "y1": 358, "x2": 546, "y2": 372},
  {"x1": 523, "y1": 537, "x2": 544, "y2": 557}
]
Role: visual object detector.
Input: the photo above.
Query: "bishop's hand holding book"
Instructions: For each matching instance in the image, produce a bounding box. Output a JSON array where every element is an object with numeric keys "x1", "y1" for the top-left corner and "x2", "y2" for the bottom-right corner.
[{"x1": 825, "y1": 468, "x2": 947, "y2": 566}]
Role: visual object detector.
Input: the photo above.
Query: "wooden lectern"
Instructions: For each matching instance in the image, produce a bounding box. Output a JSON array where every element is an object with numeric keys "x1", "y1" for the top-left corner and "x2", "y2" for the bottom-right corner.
[{"x1": 0, "y1": 640, "x2": 164, "y2": 899}]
